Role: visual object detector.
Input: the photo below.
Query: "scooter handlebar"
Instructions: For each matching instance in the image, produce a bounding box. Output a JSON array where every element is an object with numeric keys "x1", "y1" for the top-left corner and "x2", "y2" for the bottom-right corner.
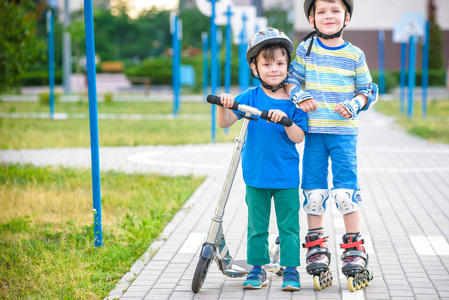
[
  {"x1": 260, "y1": 110, "x2": 293, "y2": 127},
  {"x1": 207, "y1": 94, "x2": 240, "y2": 111},
  {"x1": 207, "y1": 94, "x2": 293, "y2": 127}
]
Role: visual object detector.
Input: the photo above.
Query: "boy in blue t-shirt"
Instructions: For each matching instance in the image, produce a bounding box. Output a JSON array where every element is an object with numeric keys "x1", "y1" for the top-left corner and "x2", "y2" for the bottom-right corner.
[
  {"x1": 286, "y1": 0, "x2": 378, "y2": 291},
  {"x1": 217, "y1": 28, "x2": 308, "y2": 291}
]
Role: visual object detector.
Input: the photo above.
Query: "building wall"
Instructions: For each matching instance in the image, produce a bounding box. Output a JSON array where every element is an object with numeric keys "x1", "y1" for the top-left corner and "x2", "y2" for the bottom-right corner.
[{"x1": 293, "y1": 0, "x2": 449, "y2": 71}]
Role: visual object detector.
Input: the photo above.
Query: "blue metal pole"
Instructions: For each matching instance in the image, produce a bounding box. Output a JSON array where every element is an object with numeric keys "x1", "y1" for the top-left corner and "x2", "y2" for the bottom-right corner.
[
  {"x1": 217, "y1": 29, "x2": 222, "y2": 93},
  {"x1": 209, "y1": 0, "x2": 217, "y2": 143},
  {"x1": 202, "y1": 32, "x2": 209, "y2": 102},
  {"x1": 223, "y1": 6, "x2": 233, "y2": 136},
  {"x1": 238, "y1": 30, "x2": 242, "y2": 91},
  {"x1": 47, "y1": 10, "x2": 55, "y2": 120},
  {"x1": 377, "y1": 30, "x2": 386, "y2": 94},
  {"x1": 241, "y1": 13, "x2": 249, "y2": 92},
  {"x1": 83, "y1": 0, "x2": 103, "y2": 247},
  {"x1": 176, "y1": 19, "x2": 182, "y2": 115},
  {"x1": 407, "y1": 36, "x2": 417, "y2": 119},
  {"x1": 172, "y1": 14, "x2": 179, "y2": 117},
  {"x1": 422, "y1": 20, "x2": 429, "y2": 118},
  {"x1": 399, "y1": 42, "x2": 407, "y2": 115},
  {"x1": 224, "y1": 5, "x2": 232, "y2": 94},
  {"x1": 238, "y1": 32, "x2": 244, "y2": 92},
  {"x1": 252, "y1": 24, "x2": 260, "y2": 87}
]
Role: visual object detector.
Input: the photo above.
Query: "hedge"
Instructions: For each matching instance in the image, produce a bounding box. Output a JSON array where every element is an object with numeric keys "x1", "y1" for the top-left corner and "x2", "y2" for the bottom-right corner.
[
  {"x1": 18, "y1": 59, "x2": 447, "y2": 92},
  {"x1": 19, "y1": 70, "x2": 63, "y2": 86}
]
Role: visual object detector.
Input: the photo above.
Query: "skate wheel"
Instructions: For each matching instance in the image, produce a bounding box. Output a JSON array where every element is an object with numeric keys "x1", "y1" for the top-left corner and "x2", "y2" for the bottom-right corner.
[
  {"x1": 313, "y1": 275, "x2": 322, "y2": 291},
  {"x1": 368, "y1": 269, "x2": 374, "y2": 281},
  {"x1": 360, "y1": 280, "x2": 366, "y2": 288},
  {"x1": 347, "y1": 277, "x2": 356, "y2": 292}
]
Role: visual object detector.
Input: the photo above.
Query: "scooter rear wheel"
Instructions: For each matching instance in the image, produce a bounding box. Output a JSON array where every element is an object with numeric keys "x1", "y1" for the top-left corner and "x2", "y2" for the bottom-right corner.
[{"x1": 191, "y1": 256, "x2": 212, "y2": 293}]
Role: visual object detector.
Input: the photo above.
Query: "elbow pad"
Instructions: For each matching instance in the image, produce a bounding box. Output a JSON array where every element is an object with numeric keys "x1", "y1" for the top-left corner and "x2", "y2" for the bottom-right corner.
[{"x1": 355, "y1": 82, "x2": 379, "y2": 112}]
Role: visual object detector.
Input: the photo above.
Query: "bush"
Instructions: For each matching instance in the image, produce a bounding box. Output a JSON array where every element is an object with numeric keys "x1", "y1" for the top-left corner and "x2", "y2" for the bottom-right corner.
[
  {"x1": 19, "y1": 70, "x2": 63, "y2": 86},
  {"x1": 124, "y1": 56, "x2": 172, "y2": 86},
  {"x1": 412, "y1": 69, "x2": 446, "y2": 86},
  {"x1": 371, "y1": 69, "x2": 446, "y2": 92},
  {"x1": 124, "y1": 45, "x2": 243, "y2": 92},
  {"x1": 370, "y1": 70, "x2": 399, "y2": 92},
  {"x1": 103, "y1": 93, "x2": 114, "y2": 103},
  {"x1": 38, "y1": 92, "x2": 61, "y2": 105}
]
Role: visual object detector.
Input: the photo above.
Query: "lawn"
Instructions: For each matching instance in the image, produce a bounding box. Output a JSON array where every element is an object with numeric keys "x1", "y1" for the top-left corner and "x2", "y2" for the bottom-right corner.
[
  {"x1": 0, "y1": 164, "x2": 204, "y2": 299},
  {"x1": 0, "y1": 100, "x2": 218, "y2": 298},
  {"x1": 0, "y1": 101, "x2": 240, "y2": 149},
  {"x1": 374, "y1": 98, "x2": 449, "y2": 144},
  {"x1": 0, "y1": 99, "x2": 212, "y2": 114}
]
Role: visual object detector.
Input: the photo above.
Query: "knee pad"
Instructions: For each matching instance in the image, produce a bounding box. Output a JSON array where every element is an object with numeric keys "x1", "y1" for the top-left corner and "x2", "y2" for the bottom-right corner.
[
  {"x1": 303, "y1": 189, "x2": 329, "y2": 215},
  {"x1": 330, "y1": 189, "x2": 361, "y2": 215}
]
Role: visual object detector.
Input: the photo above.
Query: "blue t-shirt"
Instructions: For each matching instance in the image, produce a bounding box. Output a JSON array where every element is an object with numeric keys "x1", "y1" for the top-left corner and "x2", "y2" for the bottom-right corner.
[{"x1": 233, "y1": 86, "x2": 308, "y2": 189}]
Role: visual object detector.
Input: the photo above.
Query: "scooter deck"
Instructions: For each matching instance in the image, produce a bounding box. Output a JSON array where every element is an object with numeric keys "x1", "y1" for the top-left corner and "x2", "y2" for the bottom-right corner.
[{"x1": 231, "y1": 260, "x2": 281, "y2": 273}]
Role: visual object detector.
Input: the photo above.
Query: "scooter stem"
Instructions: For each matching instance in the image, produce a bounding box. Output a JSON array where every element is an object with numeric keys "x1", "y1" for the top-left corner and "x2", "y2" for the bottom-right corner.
[{"x1": 206, "y1": 114, "x2": 251, "y2": 244}]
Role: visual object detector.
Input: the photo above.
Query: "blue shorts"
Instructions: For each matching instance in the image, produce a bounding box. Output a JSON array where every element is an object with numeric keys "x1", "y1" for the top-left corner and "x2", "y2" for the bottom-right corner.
[{"x1": 301, "y1": 133, "x2": 359, "y2": 190}]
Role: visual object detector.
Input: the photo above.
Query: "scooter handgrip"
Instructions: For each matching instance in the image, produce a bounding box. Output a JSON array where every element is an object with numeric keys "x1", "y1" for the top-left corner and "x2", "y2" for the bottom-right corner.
[
  {"x1": 260, "y1": 110, "x2": 293, "y2": 127},
  {"x1": 207, "y1": 94, "x2": 240, "y2": 111}
]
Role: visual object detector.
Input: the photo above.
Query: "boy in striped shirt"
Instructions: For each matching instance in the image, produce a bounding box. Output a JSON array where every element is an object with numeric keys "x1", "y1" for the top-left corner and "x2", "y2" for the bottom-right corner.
[{"x1": 286, "y1": 0, "x2": 378, "y2": 290}]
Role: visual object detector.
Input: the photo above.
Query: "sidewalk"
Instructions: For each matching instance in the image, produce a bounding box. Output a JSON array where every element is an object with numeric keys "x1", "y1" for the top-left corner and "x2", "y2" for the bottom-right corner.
[{"x1": 1, "y1": 109, "x2": 449, "y2": 299}]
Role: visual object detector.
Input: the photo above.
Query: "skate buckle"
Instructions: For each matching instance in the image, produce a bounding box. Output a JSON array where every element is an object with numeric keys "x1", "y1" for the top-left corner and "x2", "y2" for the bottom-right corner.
[{"x1": 303, "y1": 236, "x2": 328, "y2": 249}]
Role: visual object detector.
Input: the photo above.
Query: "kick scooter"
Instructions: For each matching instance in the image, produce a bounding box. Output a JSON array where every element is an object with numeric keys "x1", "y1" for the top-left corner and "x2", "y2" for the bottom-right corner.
[{"x1": 191, "y1": 94, "x2": 293, "y2": 293}]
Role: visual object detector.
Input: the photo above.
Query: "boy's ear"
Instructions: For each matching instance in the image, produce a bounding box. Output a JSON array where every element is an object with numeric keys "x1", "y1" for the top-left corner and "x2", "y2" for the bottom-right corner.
[
  {"x1": 250, "y1": 63, "x2": 258, "y2": 77},
  {"x1": 308, "y1": 15, "x2": 315, "y2": 28},
  {"x1": 344, "y1": 12, "x2": 350, "y2": 26}
]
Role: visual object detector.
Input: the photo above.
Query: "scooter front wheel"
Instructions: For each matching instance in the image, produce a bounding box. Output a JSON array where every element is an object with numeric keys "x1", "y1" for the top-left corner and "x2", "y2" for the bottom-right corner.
[{"x1": 192, "y1": 256, "x2": 212, "y2": 293}]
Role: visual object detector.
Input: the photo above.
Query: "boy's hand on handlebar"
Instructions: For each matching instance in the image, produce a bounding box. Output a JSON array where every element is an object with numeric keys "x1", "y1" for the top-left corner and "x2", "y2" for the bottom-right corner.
[
  {"x1": 219, "y1": 93, "x2": 235, "y2": 109},
  {"x1": 268, "y1": 109, "x2": 287, "y2": 124}
]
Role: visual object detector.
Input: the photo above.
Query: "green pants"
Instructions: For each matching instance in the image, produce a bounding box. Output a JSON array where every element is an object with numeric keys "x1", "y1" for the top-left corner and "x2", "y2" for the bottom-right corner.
[{"x1": 245, "y1": 185, "x2": 300, "y2": 267}]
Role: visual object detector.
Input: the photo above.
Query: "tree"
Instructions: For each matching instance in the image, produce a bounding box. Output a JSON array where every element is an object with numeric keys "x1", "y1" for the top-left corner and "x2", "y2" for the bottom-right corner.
[
  {"x1": 427, "y1": 0, "x2": 444, "y2": 70},
  {"x1": 66, "y1": 20, "x2": 86, "y2": 74},
  {"x1": 0, "y1": 0, "x2": 45, "y2": 92},
  {"x1": 179, "y1": 6, "x2": 209, "y2": 50},
  {"x1": 264, "y1": 8, "x2": 295, "y2": 39}
]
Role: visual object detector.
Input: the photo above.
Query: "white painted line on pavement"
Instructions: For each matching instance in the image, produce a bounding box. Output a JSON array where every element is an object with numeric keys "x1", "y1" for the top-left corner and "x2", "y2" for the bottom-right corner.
[
  {"x1": 361, "y1": 146, "x2": 449, "y2": 154},
  {"x1": 410, "y1": 235, "x2": 437, "y2": 256},
  {"x1": 127, "y1": 151, "x2": 227, "y2": 170},
  {"x1": 342, "y1": 290, "x2": 365, "y2": 300},
  {"x1": 179, "y1": 232, "x2": 206, "y2": 254},
  {"x1": 428, "y1": 236, "x2": 449, "y2": 256},
  {"x1": 359, "y1": 166, "x2": 449, "y2": 173}
]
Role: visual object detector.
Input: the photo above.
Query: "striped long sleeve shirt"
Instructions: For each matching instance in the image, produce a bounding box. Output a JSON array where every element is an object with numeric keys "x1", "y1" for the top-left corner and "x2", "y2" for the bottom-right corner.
[{"x1": 288, "y1": 37, "x2": 372, "y2": 135}]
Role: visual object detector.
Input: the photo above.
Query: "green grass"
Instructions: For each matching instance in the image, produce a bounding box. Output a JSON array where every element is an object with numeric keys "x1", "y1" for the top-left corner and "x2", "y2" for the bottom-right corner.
[
  {"x1": 0, "y1": 164, "x2": 204, "y2": 299},
  {"x1": 0, "y1": 100, "x2": 212, "y2": 114},
  {"x1": 0, "y1": 101, "x2": 240, "y2": 149},
  {"x1": 375, "y1": 99, "x2": 449, "y2": 144}
]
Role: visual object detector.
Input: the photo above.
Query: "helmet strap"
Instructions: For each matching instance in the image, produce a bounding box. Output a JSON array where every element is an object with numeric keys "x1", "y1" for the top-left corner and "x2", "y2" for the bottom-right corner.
[
  {"x1": 316, "y1": 26, "x2": 345, "y2": 39},
  {"x1": 261, "y1": 80, "x2": 285, "y2": 93}
]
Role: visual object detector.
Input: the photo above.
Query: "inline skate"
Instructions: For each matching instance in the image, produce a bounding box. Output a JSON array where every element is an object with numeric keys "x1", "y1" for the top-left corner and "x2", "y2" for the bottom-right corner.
[
  {"x1": 303, "y1": 231, "x2": 332, "y2": 291},
  {"x1": 340, "y1": 233, "x2": 373, "y2": 292}
]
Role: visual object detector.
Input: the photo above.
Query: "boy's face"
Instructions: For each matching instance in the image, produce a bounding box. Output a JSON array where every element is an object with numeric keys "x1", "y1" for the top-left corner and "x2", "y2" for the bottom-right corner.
[
  {"x1": 251, "y1": 48, "x2": 288, "y2": 89},
  {"x1": 309, "y1": 0, "x2": 350, "y2": 36}
]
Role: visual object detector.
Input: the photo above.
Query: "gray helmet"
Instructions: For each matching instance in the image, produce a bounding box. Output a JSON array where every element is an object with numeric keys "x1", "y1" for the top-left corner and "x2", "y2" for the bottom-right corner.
[
  {"x1": 246, "y1": 28, "x2": 293, "y2": 65},
  {"x1": 303, "y1": 0, "x2": 354, "y2": 20}
]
